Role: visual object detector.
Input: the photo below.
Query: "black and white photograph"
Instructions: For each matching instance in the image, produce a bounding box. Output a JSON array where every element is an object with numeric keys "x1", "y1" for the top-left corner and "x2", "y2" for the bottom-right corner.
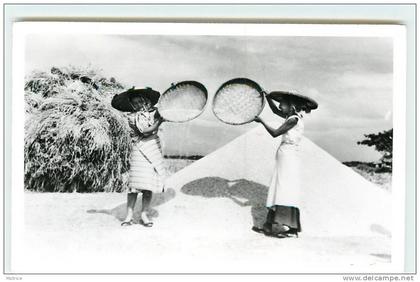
[{"x1": 8, "y1": 21, "x2": 407, "y2": 274}]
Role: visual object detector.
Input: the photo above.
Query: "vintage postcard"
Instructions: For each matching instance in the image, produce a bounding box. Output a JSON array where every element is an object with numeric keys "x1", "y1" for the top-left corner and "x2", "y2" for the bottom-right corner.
[{"x1": 8, "y1": 22, "x2": 406, "y2": 274}]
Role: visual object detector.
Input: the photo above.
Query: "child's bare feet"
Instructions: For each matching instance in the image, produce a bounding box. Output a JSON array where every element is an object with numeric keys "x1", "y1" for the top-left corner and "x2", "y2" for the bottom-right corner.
[
  {"x1": 121, "y1": 212, "x2": 135, "y2": 226},
  {"x1": 121, "y1": 219, "x2": 135, "y2": 226},
  {"x1": 122, "y1": 192, "x2": 138, "y2": 227},
  {"x1": 140, "y1": 212, "x2": 153, "y2": 227}
]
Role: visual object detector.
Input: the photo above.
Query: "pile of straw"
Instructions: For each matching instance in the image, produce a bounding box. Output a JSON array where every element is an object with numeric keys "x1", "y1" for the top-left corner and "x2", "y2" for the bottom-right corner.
[{"x1": 25, "y1": 66, "x2": 131, "y2": 192}]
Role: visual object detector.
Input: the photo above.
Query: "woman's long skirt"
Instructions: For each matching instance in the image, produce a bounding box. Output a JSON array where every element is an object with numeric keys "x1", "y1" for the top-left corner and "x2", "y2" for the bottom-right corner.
[
  {"x1": 264, "y1": 206, "x2": 302, "y2": 233},
  {"x1": 265, "y1": 143, "x2": 302, "y2": 231},
  {"x1": 127, "y1": 135, "x2": 165, "y2": 193}
]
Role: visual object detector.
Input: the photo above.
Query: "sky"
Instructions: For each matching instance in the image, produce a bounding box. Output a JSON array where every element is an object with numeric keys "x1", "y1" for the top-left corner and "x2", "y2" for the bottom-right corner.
[{"x1": 25, "y1": 33, "x2": 393, "y2": 162}]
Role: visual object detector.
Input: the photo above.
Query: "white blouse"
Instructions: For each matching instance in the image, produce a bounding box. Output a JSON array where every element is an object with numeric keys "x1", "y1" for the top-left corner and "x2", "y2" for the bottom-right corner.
[{"x1": 281, "y1": 114, "x2": 304, "y2": 146}]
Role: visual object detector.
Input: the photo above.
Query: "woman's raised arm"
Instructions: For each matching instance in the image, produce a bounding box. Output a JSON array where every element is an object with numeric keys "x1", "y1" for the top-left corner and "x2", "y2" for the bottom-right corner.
[
  {"x1": 255, "y1": 116, "x2": 298, "y2": 138},
  {"x1": 141, "y1": 117, "x2": 163, "y2": 134},
  {"x1": 136, "y1": 112, "x2": 164, "y2": 136}
]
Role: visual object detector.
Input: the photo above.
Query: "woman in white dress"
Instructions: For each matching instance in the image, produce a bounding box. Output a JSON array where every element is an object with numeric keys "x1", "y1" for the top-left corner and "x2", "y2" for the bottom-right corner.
[
  {"x1": 112, "y1": 88, "x2": 166, "y2": 227},
  {"x1": 253, "y1": 91, "x2": 317, "y2": 238}
]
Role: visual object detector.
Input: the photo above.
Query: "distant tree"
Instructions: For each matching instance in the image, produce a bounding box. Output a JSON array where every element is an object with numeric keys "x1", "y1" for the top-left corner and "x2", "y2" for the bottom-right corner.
[{"x1": 357, "y1": 129, "x2": 393, "y2": 172}]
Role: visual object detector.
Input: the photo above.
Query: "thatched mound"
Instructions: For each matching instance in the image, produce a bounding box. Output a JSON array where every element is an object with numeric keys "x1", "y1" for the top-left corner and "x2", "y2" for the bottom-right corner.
[{"x1": 25, "y1": 66, "x2": 131, "y2": 192}]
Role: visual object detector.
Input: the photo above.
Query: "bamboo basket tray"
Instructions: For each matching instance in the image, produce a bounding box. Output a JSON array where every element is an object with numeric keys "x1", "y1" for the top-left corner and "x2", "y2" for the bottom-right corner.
[
  {"x1": 157, "y1": 81, "x2": 208, "y2": 122},
  {"x1": 212, "y1": 78, "x2": 265, "y2": 125}
]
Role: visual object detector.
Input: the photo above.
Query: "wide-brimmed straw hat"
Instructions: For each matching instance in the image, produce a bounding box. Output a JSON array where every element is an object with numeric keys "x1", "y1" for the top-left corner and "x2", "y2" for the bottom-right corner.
[
  {"x1": 268, "y1": 91, "x2": 318, "y2": 111},
  {"x1": 111, "y1": 87, "x2": 160, "y2": 112}
]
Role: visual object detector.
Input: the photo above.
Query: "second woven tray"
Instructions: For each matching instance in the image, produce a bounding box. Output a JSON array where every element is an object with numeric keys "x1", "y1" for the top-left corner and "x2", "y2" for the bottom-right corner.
[{"x1": 212, "y1": 78, "x2": 265, "y2": 125}]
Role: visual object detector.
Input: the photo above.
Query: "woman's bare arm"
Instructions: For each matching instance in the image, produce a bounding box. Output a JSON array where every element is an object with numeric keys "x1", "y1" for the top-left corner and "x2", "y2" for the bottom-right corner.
[
  {"x1": 140, "y1": 116, "x2": 164, "y2": 135},
  {"x1": 255, "y1": 116, "x2": 298, "y2": 137},
  {"x1": 135, "y1": 110, "x2": 164, "y2": 136}
]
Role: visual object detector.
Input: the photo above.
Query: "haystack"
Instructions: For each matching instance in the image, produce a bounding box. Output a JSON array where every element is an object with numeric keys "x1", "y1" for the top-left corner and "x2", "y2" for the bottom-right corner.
[{"x1": 24, "y1": 66, "x2": 131, "y2": 192}]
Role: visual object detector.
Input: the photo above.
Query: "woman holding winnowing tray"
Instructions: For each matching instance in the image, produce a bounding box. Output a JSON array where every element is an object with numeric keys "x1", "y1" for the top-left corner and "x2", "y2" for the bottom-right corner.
[
  {"x1": 253, "y1": 91, "x2": 318, "y2": 238},
  {"x1": 213, "y1": 79, "x2": 317, "y2": 238},
  {"x1": 112, "y1": 87, "x2": 166, "y2": 227},
  {"x1": 111, "y1": 82, "x2": 207, "y2": 228}
]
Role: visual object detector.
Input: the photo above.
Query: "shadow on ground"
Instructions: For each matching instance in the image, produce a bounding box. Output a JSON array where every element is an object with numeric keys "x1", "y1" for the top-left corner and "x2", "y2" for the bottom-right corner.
[
  {"x1": 370, "y1": 224, "x2": 392, "y2": 238},
  {"x1": 370, "y1": 253, "x2": 392, "y2": 262},
  {"x1": 181, "y1": 177, "x2": 268, "y2": 227},
  {"x1": 86, "y1": 188, "x2": 176, "y2": 222}
]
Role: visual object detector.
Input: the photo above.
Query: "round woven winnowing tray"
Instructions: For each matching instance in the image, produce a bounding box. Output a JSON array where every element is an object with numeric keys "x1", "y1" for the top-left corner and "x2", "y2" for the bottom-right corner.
[
  {"x1": 212, "y1": 78, "x2": 265, "y2": 125},
  {"x1": 157, "y1": 81, "x2": 208, "y2": 122}
]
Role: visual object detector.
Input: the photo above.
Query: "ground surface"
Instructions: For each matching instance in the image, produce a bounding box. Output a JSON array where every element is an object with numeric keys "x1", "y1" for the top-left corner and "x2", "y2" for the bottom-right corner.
[
  {"x1": 23, "y1": 189, "x2": 391, "y2": 273},
  {"x1": 349, "y1": 168, "x2": 392, "y2": 191}
]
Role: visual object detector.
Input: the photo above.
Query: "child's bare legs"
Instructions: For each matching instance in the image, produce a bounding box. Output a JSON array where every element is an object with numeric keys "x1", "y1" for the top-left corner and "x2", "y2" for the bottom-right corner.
[
  {"x1": 140, "y1": 190, "x2": 153, "y2": 225},
  {"x1": 122, "y1": 192, "x2": 138, "y2": 224}
]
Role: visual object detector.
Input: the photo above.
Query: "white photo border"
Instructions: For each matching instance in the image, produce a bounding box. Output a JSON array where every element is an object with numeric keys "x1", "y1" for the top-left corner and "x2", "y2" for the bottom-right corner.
[{"x1": 9, "y1": 22, "x2": 407, "y2": 274}]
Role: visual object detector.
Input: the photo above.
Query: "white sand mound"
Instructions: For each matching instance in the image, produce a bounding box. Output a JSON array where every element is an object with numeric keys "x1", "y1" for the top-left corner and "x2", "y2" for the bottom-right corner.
[{"x1": 166, "y1": 126, "x2": 391, "y2": 237}]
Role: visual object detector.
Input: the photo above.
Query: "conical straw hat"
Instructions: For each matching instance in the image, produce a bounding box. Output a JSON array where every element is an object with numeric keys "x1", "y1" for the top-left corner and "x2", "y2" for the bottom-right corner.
[
  {"x1": 111, "y1": 87, "x2": 160, "y2": 112},
  {"x1": 269, "y1": 90, "x2": 318, "y2": 111}
]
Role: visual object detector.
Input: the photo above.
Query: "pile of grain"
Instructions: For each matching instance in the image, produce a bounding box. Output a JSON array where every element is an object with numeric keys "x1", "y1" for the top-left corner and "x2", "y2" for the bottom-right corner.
[{"x1": 24, "y1": 66, "x2": 131, "y2": 192}]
